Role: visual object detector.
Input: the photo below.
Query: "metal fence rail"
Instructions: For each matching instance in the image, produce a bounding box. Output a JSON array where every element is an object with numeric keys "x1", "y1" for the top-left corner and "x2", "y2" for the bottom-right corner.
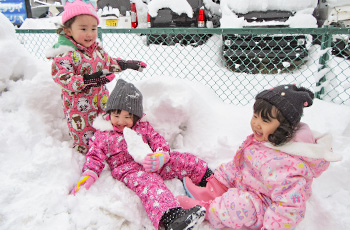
[{"x1": 16, "y1": 27, "x2": 350, "y2": 106}]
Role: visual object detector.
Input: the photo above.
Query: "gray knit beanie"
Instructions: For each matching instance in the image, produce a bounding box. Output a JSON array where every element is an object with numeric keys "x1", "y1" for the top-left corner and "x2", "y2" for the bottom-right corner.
[
  {"x1": 256, "y1": 84, "x2": 314, "y2": 126},
  {"x1": 105, "y1": 79, "x2": 143, "y2": 118}
]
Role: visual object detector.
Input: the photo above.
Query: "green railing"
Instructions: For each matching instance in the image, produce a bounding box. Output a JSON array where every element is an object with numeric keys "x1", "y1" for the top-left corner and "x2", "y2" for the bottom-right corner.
[{"x1": 16, "y1": 27, "x2": 350, "y2": 106}]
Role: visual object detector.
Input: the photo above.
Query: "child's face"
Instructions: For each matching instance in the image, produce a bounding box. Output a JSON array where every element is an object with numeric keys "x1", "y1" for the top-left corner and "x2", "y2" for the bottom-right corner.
[
  {"x1": 110, "y1": 110, "x2": 134, "y2": 131},
  {"x1": 64, "y1": 15, "x2": 98, "y2": 48},
  {"x1": 250, "y1": 110, "x2": 280, "y2": 142}
]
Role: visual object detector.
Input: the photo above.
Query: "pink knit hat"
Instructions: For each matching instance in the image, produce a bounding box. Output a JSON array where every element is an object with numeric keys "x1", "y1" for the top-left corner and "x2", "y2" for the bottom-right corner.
[{"x1": 62, "y1": 0, "x2": 99, "y2": 25}]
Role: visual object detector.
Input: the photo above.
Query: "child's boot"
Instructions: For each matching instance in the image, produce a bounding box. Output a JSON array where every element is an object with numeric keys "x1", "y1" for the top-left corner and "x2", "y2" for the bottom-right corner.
[
  {"x1": 176, "y1": 195, "x2": 210, "y2": 220},
  {"x1": 198, "y1": 168, "x2": 214, "y2": 187},
  {"x1": 161, "y1": 205, "x2": 206, "y2": 230},
  {"x1": 183, "y1": 175, "x2": 228, "y2": 202}
]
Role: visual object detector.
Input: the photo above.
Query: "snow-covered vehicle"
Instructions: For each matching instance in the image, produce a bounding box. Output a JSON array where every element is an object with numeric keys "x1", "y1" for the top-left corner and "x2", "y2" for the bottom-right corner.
[
  {"x1": 97, "y1": 0, "x2": 138, "y2": 28},
  {"x1": 145, "y1": 0, "x2": 220, "y2": 46},
  {"x1": 221, "y1": 0, "x2": 318, "y2": 74},
  {"x1": 313, "y1": 0, "x2": 350, "y2": 59},
  {"x1": 30, "y1": 5, "x2": 64, "y2": 18}
]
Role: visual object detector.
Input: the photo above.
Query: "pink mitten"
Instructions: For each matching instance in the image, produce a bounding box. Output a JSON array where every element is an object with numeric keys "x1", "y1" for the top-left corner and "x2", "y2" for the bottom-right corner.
[
  {"x1": 140, "y1": 61, "x2": 147, "y2": 68},
  {"x1": 104, "y1": 72, "x2": 115, "y2": 81},
  {"x1": 142, "y1": 152, "x2": 170, "y2": 172},
  {"x1": 70, "y1": 171, "x2": 98, "y2": 195}
]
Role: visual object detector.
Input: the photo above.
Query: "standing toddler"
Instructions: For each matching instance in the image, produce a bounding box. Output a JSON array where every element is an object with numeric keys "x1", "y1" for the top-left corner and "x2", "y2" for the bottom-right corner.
[{"x1": 46, "y1": 0, "x2": 146, "y2": 154}]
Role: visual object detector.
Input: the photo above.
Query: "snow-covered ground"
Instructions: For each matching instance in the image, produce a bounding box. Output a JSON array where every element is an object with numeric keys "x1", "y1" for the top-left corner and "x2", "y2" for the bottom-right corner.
[{"x1": 1, "y1": 3, "x2": 350, "y2": 230}]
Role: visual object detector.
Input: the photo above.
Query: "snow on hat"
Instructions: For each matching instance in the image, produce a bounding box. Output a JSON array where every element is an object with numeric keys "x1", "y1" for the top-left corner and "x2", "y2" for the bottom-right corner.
[
  {"x1": 106, "y1": 79, "x2": 143, "y2": 118},
  {"x1": 62, "y1": 0, "x2": 99, "y2": 25},
  {"x1": 256, "y1": 84, "x2": 314, "y2": 126}
]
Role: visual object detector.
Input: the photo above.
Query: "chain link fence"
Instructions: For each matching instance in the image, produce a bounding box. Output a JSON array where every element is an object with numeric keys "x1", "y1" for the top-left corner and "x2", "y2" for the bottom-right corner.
[{"x1": 16, "y1": 27, "x2": 350, "y2": 106}]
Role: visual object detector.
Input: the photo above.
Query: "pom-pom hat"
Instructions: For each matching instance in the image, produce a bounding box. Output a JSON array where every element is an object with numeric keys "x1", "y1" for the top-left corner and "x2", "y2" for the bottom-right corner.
[
  {"x1": 256, "y1": 84, "x2": 314, "y2": 126},
  {"x1": 62, "y1": 0, "x2": 99, "y2": 25},
  {"x1": 106, "y1": 79, "x2": 143, "y2": 118}
]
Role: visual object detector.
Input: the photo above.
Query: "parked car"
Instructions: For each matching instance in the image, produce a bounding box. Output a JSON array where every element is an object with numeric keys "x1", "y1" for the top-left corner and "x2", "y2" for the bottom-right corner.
[
  {"x1": 31, "y1": 5, "x2": 64, "y2": 18},
  {"x1": 97, "y1": 0, "x2": 137, "y2": 28},
  {"x1": 145, "y1": 0, "x2": 220, "y2": 46},
  {"x1": 313, "y1": 0, "x2": 350, "y2": 59},
  {"x1": 221, "y1": 0, "x2": 318, "y2": 74}
]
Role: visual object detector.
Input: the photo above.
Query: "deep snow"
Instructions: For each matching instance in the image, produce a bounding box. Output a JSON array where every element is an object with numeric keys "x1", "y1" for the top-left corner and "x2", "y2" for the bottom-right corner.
[{"x1": 1, "y1": 4, "x2": 350, "y2": 230}]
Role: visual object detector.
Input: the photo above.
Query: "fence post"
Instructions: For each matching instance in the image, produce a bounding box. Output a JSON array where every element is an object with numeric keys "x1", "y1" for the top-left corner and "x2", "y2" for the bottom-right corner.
[
  {"x1": 315, "y1": 25, "x2": 332, "y2": 99},
  {"x1": 98, "y1": 27, "x2": 103, "y2": 44}
]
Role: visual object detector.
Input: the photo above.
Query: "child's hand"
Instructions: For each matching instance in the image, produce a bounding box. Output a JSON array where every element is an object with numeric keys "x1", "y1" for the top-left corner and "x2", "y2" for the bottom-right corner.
[
  {"x1": 70, "y1": 171, "x2": 97, "y2": 195},
  {"x1": 142, "y1": 152, "x2": 170, "y2": 172},
  {"x1": 83, "y1": 70, "x2": 115, "y2": 89},
  {"x1": 116, "y1": 59, "x2": 147, "y2": 72}
]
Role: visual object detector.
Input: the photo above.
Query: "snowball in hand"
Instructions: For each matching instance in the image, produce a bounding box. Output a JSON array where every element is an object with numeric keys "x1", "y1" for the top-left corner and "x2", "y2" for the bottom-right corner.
[{"x1": 123, "y1": 127, "x2": 152, "y2": 164}]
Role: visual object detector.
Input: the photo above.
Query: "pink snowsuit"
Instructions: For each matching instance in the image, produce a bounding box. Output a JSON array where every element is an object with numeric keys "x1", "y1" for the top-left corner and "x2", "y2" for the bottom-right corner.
[
  {"x1": 208, "y1": 123, "x2": 341, "y2": 229},
  {"x1": 83, "y1": 114, "x2": 208, "y2": 229},
  {"x1": 47, "y1": 35, "x2": 122, "y2": 154}
]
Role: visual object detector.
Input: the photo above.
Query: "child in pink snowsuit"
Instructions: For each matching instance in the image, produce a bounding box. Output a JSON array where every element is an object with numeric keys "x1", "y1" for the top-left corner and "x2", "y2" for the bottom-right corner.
[
  {"x1": 71, "y1": 79, "x2": 211, "y2": 230},
  {"x1": 178, "y1": 84, "x2": 342, "y2": 229},
  {"x1": 46, "y1": 0, "x2": 146, "y2": 154}
]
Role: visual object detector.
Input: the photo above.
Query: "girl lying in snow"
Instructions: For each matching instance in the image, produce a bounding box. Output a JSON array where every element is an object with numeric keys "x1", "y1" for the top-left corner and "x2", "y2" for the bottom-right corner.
[
  {"x1": 177, "y1": 84, "x2": 342, "y2": 229},
  {"x1": 71, "y1": 79, "x2": 213, "y2": 230}
]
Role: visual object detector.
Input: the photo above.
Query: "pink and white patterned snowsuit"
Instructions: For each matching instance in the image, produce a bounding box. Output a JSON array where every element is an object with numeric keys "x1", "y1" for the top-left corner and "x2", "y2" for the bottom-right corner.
[
  {"x1": 207, "y1": 123, "x2": 341, "y2": 229},
  {"x1": 83, "y1": 114, "x2": 208, "y2": 229},
  {"x1": 47, "y1": 35, "x2": 122, "y2": 154}
]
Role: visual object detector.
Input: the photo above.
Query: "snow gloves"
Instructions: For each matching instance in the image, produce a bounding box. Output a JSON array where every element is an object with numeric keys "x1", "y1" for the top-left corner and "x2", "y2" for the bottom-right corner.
[
  {"x1": 143, "y1": 152, "x2": 170, "y2": 172},
  {"x1": 83, "y1": 69, "x2": 115, "y2": 90},
  {"x1": 82, "y1": 60, "x2": 147, "y2": 91},
  {"x1": 116, "y1": 59, "x2": 147, "y2": 72}
]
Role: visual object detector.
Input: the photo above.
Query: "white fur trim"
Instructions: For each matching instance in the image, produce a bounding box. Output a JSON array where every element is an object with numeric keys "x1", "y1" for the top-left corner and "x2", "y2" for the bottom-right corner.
[
  {"x1": 264, "y1": 132, "x2": 342, "y2": 162},
  {"x1": 139, "y1": 115, "x2": 148, "y2": 122},
  {"x1": 92, "y1": 114, "x2": 114, "y2": 131},
  {"x1": 45, "y1": 45, "x2": 75, "y2": 58}
]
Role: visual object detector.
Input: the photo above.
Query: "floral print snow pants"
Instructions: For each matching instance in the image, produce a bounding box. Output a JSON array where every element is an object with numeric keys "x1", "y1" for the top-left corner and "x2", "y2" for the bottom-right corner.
[
  {"x1": 116, "y1": 151, "x2": 208, "y2": 229},
  {"x1": 63, "y1": 89, "x2": 109, "y2": 154}
]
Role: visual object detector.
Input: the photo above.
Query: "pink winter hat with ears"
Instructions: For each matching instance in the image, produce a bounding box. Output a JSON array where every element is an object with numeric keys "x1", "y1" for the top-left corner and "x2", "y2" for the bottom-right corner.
[{"x1": 62, "y1": 0, "x2": 99, "y2": 25}]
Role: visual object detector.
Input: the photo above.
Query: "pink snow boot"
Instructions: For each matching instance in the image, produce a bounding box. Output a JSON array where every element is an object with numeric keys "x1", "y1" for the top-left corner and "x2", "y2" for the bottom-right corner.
[
  {"x1": 177, "y1": 195, "x2": 210, "y2": 220},
  {"x1": 183, "y1": 175, "x2": 228, "y2": 202}
]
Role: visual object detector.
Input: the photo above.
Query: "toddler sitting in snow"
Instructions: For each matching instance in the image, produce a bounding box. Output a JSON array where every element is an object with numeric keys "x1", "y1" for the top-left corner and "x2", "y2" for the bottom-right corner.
[
  {"x1": 71, "y1": 79, "x2": 213, "y2": 230},
  {"x1": 177, "y1": 84, "x2": 342, "y2": 229}
]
